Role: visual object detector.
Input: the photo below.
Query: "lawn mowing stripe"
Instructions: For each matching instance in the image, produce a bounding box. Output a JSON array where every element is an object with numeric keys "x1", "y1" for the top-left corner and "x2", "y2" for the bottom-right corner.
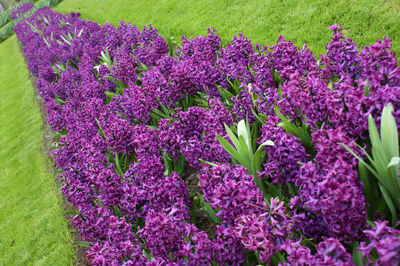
[
  {"x1": 54, "y1": 0, "x2": 400, "y2": 56},
  {"x1": 0, "y1": 35, "x2": 75, "y2": 265}
]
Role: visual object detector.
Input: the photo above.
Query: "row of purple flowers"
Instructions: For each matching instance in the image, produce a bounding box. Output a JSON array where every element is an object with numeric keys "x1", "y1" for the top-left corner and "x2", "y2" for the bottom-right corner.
[
  {"x1": 11, "y1": 2, "x2": 34, "y2": 20},
  {"x1": 15, "y1": 7, "x2": 399, "y2": 265}
]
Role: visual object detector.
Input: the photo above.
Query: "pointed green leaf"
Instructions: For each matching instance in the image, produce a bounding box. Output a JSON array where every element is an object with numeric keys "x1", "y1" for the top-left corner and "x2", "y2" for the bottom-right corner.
[
  {"x1": 75, "y1": 241, "x2": 92, "y2": 248},
  {"x1": 260, "y1": 140, "x2": 274, "y2": 147},
  {"x1": 65, "y1": 210, "x2": 79, "y2": 216},
  {"x1": 115, "y1": 152, "x2": 124, "y2": 176},
  {"x1": 379, "y1": 184, "x2": 397, "y2": 226},
  {"x1": 199, "y1": 159, "x2": 218, "y2": 167},
  {"x1": 341, "y1": 143, "x2": 379, "y2": 178},
  {"x1": 113, "y1": 206, "x2": 122, "y2": 217},
  {"x1": 95, "y1": 118, "x2": 106, "y2": 140},
  {"x1": 381, "y1": 103, "x2": 399, "y2": 159},
  {"x1": 237, "y1": 120, "x2": 249, "y2": 145},
  {"x1": 217, "y1": 135, "x2": 250, "y2": 166},
  {"x1": 224, "y1": 124, "x2": 240, "y2": 149},
  {"x1": 387, "y1": 157, "x2": 400, "y2": 168},
  {"x1": 368, "y1": 114, "x2": 382, "y2": 151},
  {"x1": 238, "y1": 135, "x2": 252, "y2": 168},
  {"x1": 352, "y1": 248, "x2": 364, "y2": 266}
]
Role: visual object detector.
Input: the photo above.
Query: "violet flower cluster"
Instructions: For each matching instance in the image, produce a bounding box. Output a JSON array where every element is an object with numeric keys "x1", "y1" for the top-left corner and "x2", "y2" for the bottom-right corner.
[
  {"x1": 159, "y1": 99, "x2": 233, "y2": 170},
  {"x1": 14, "y1": 7, "x2": 400, "y2": 265},
  {"x1": 358, "y1": 220, "x2": 400, "y2": 265},
  {"x1": 11, "y1": 3, "x2": 34, "y2": 20},
  {"x1": 296, "y1": 128, "x2": 367, "y2": 243},
  {"x1": 258, "y1": 115, "x2": 307, "y2": 184}
]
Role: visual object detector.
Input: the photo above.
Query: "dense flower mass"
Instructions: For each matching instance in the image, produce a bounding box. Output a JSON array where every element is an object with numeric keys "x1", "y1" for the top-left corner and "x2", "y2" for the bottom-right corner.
[
  {"x1": 199, "y1": 163, "x2": 265, "y2": 224},
  {"x1": 358, "y1": 220, "x2": 400, "y2": 265},
  {"x1": 11, "y1": 3, "x2": 34, "y2": 20},
  {"x1": 159, "y1": 100, "x2": 233, "y2": 170},
  {"x1": 297, "y1": 128, "x2": 367, "y2": 242},
  {"x1": 280, "y1": 237, "x2": 354, "y2": 265},
  {"x1": 14, "y1": 7, "x2": 400, "y2": 265},
  {"x1": 258, "y1": 115, "x2": 307, "y2": 184}
]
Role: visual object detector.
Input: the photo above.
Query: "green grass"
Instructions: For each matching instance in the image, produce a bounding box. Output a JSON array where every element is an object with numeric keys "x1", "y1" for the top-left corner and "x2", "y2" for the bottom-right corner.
[
  {"x1": 0, "y1": 35, "x2": 75, "y2": 265},
  {"x1": 54, "y1": 0, "x2": 400, "y2": 56}
]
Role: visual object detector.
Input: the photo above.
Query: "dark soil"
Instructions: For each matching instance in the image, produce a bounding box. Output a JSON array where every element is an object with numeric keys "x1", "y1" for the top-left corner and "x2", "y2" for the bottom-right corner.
[{"x1": 184, "y1": 168, "x2": 218, "y2": 239}]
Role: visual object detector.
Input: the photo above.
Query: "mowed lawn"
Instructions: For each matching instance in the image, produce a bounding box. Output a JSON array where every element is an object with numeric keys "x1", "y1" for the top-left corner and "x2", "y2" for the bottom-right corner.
[
  {"x1": 0, "y1": 35, "x2": 74, "y2": 265},
  {"x1": 55, "y1": 0, "x2": 400, "y2": 55}
]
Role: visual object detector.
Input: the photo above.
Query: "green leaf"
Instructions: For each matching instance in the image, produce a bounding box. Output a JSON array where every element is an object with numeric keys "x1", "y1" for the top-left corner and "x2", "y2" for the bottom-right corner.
[
  {"x1": 95, "y1": 118, "x2": 106, "y2": 140},
  {"x1": 101, "y1": 76, "x2": 115, "y2": 82},
  {"x1": 224, "y1": 124, "x2": 240, "y2": 149},
  {"x1": 162, "y1": 153, "x2": 172, "y2": 176},
  {"x1": 197, "y1": 193, "x2": 221, "y2": 224},
  {"x1": 387, "y1": 157, "x2": 400, "y2": 168},
  {"x1": 238, "y1": 135, "x2": 252, "y2": 164},
  {"x1": 217, "y1": 86, "x2": 234, "y2": 102},
  {"x1": 199, "y1": 158, "x2": 218, "y2": 167},
  {"x1": 379, "y1": 184, "x2": 397, "y2": 226},
  {"x1": 352, "y1": 247, "x2": 364, "y2": 266},
  {"x1": 113, "y1": 206, "x2": 122, "y2": 217},
  {"x1": 371, "y1": 145, "x2": 389, "y2": 181},
  {"x1": 252, "y1": 140, "x2": 273, "y2": 174},
  {"x1": 104, "y1": 91, "x2": 116, "y2": 97},
  {"x1": 358, "y1": 159, "x2": 372, "y2": 199},
  {"x1": 259, "y1": 140, "x2": 274, "y2": 147},
  {"x1": 237, "y1": 119, "x2": 252, "y2": 154},
  {"x1": 341, "y1": 143, "x2": 379, "y2": 178},
  {"x1": 217, "y1": 135, "x2": 250, "y2": 166},
  {"x1": 253, "y1": 176, "x2": 267, "y2": 196},
  {"x1": 60, "y1": 34, "x2": 71, "y2": 45},
  {"x1": 42, "y1": 36, "x2": 51, "y2": 47},
  {"x1": 75, "y1": 241, "x2": 92, "y2": 248},
  {"x1": 251, "y1": 106, "x2": 266, "y2": 124},
  {"x1": 287, "y1": 183, "x2": 297, "y2": 197},
  {"x1": 140, "y1": 63, "x2": 149, "y2": 72},
  {"x1": 54, "y1": 94, "x2": 65, "y2": 105},
  {"x1": 114, "y1": 152, "x2": 124, "y2": 176},
  {"x1": 65, "y1": 210, "x2": 79, "y2": 216},
  {"x1": 381, "y1": 103, "x2": 398, "y2": 159},
  {"x1": 368, "y1": 114, "x2": 382, "y2": 152}
]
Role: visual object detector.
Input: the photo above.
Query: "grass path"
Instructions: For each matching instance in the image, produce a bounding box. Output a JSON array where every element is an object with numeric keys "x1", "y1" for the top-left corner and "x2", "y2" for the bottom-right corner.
[
  {"x1": 55, "y1": 0, "x2": 400, "y2": 56},
  {"x1": 0, "y1": 35, "x2": 75, "y2": 265}
]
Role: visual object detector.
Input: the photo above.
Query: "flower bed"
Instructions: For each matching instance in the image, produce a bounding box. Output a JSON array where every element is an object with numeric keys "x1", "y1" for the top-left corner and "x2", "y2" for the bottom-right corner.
[
  {"x1": 15, "y1": 7, "x2": 400, "y2": 265},
  {"x1": 11, "y1": 3, "x2": 34, "y2": 20}
]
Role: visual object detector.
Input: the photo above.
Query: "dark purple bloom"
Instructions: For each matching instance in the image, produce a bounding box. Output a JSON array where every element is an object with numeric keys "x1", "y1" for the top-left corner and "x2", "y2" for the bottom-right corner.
[
  {"x1": 234, "y1": 198, "x2": 295, "y2": 263},
  {"x1": 199, "y1": 163, "x2": 265, "y2": 224},
  {"x1": 280, "y1": 237, "x2": 354, "y2": 266},
  {"x1": 11, "y1": 3, "x2": 34, "y2": 20},
  {"x1": 297, "y1": 128, "x2": 367, "y2": 242},
  {"x1": 358, "y1": 220, "x2": 400, "y2": 265},
  {"x1": 258, "y1": 115, "x2": 307, "y2": 184}
]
